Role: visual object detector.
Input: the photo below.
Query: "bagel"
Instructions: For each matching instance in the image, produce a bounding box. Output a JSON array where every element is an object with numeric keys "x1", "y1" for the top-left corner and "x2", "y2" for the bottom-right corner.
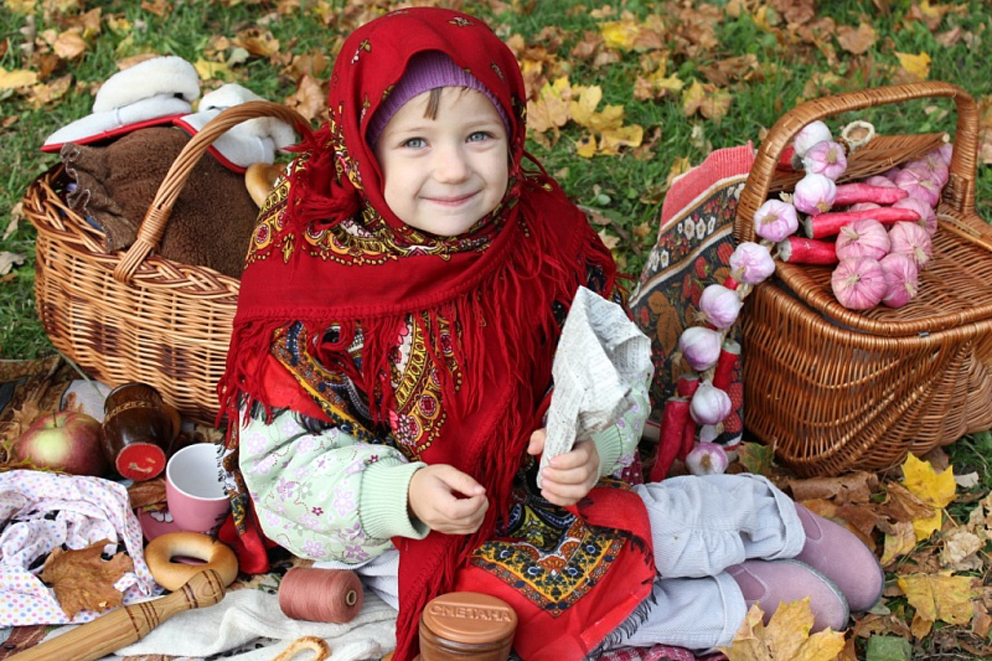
[
  {"x1": 245, "y1": 162, "x2": 284, "y2": 207},
  {"x1": 144, "y1": 532, "x2": 239, "y2": 591}
]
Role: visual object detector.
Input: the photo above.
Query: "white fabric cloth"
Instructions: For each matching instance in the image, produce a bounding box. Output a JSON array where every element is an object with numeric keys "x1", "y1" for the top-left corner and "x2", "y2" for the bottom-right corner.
[
  {"x1": 43, "y1": 56, "x2": 200, "y2": 149},
  {"x1": 174, "y1": 83, "x2": 299, "y2": 169},
  {"x1": 539, "y1": 286, "x2": 652, "y2": 487},
  {"x1": 43, "y1": 94, "x2": 192, "y2": 149},
  {"x1": 91, "y1": 56, "x2": 199, "y2": 113},
  {"x1": 89, "y1": 587, "x2": 397, "y2": 661},
  {"x1": 0, "y1": 471, "x2": 157, "y2": 626},
  {"x1": 605, "y1": 473, "x2": 806, "y2": 650}
]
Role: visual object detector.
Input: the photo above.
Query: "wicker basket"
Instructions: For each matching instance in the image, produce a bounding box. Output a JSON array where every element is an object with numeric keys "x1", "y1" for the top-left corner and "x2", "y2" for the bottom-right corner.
[
  {"x1": 736, "y1": 82, "x2": 992, "y2": 476},
  {"x1": 23, "y1": 101, "x2": 311, "y2": 423}
]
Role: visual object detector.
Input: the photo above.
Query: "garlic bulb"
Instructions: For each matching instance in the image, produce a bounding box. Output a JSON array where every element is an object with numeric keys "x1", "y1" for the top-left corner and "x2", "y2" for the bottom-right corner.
[
  {"x1": 835, "y1": 219, "x2": 891, "y2": 261},
  {"x1": 793, "y1": 173, "x2": 837, "y2": 216},
  {"x1": 686, "y1": 442, "x2": 729, "y2": 476},
  {"x1": 753, "y1": 199, "x2": 799, "y2": 242},
  {"x1": 879, "y1": 252, "x2": 919, "y2": 308},
  {"x1": 803, "y1": 140, "x2": 848, "y2": 181},
  {"x1": 893, "y1": 167, "x2": 941, "y2": 208},
  {"x1": 689, "y1": 381, "x2": 733, "y2": 426},
  {"x1": 678, "y1": 326, "x2": 722, "y2": 372},
  {"x1": 793, "y1": 120, "x2": 833, "y2": 158},
  {"x1": 889, "y1": 221, "x2": 933, "y2": 268},
  {"x1": 831, "y1": 257, "x2": 886, "y2": 310},
  {"x1": 729, "y1": 242, "x2": 776, "y2": 284},
  {"x1": 699, "y1": 284, "x2": 742, "y2": 329},
  {"x1": 893, "y1": 196, "x2": 937, "y2": 236}
]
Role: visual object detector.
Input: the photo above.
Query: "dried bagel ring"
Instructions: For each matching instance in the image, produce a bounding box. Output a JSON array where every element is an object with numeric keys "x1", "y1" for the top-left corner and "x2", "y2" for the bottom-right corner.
[{"x1": 144, "y1": 532, "x2": 238, "y2": 591}]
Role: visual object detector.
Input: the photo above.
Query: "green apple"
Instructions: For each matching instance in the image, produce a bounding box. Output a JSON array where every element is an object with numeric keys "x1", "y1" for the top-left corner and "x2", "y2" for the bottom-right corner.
[{"x1": 12, "y1": 411, "x2": 107, "y2": 476}]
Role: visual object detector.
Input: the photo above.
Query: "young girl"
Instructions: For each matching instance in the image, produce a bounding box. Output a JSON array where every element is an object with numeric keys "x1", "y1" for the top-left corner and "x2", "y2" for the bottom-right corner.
[{"x1": 218, "y1": 8, "x2": 883, "y2": 661}]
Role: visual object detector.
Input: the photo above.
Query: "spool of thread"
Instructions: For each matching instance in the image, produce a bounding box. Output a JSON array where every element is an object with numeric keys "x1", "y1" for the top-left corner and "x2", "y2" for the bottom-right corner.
[{"x1": 278, "y1": 568, "x2": 363, "y2": 623}]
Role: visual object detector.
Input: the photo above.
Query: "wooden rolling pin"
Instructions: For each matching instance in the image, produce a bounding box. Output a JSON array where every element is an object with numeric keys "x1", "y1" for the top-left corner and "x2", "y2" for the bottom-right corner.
[{"x1": 8, "y1": 569, "x2": 226, "y2": 661}]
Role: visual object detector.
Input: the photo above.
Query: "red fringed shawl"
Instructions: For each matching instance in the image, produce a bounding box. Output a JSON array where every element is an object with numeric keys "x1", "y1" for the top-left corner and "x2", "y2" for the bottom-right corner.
[{"x1": 218, "y1": 8, "x2": 655, "y2": 660}]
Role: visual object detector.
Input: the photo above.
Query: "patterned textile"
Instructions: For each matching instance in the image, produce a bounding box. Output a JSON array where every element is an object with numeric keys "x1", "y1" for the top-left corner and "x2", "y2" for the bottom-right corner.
[{"x1": 629, "y1": 145, "x2": 756, "y2": 467}]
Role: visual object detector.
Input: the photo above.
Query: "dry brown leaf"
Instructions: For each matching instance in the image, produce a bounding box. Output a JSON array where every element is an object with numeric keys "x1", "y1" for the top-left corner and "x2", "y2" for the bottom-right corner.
[
  {"x1": 939, "y1": 527, "x2": 983, "y2": 567},
  {"x1": 837, "y1": 22, "x2": 877, "y2": 55},
  {"x1": 52, "y1": 30, "x2": 86, "y2": 59},
  {"x1": 597, "y1": 229, "x2": 620, "y2": 251},
  {"x1": 879, "y1": 481, "x2": 934, "y2": 524},
  {"x1": 26, "y1": 74, "x2": 71, "y2": 109},
  {"x1": 284, "y1": 73, "x2": 327, "y2": 123},
  {"x1": 698, "y1": 54, "x2": 759, "y2": 86},
  {"x1": 526, "y1": 77, "x2": 572, "y2": 139},
  {"x1": 570, "y1": 30, "x2": 603, "y2": 62},
  {"x1": 40, "y1": 539, "x2": 134, "y2": 619},
  {"x1": 682, "y1": 80, "x2": 732, "y2": 122},
  {"x1": 720, "y1": 600, "x2": 846, "y2": 661},
  {"x1": 789, "y1": 471, "x2": 878, "y2": 504},
  {"x1": 140, "y1": 0, "x2": 172, "y2": 17},
  {"x1": 770, "y1": 0, "x2": 816, "y2": 25},
  {"x1": 234, "y1": 28, "x2": 280, "y2": 59}
]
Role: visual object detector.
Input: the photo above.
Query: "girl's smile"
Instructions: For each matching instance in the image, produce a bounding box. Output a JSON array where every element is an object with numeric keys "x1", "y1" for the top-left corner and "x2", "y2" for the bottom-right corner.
[{"x1": 373, "y1": 86, "x2": 509, "y2": 237}]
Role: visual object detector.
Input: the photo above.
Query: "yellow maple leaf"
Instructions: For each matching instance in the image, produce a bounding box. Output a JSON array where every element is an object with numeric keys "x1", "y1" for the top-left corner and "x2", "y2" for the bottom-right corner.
[
  {"x1": 901, "y1": 454, "x2": 955, "y2": 540},
  {"x1": 194, "y1": 59, "x2": 235, "y2": 81},
  {"x1": 576, "y1": 134, "x2": 598, "y2": 159},
  {"x1": 526, "y1": 76, "x2": 572, "y2": 136},
  {"x1": 6, "y1": 0, "x2": 37, "y2": 13},
  {"x1": 599, "y1": 18, "x2": 640, "y2": 50},
  {"x1": 895, "y1": 51, "x2": 931, "y2": 81},
  {"x1": 599, "y1": 125, "x2": 643, "y2": 155},
  {"x1": 880, "y1": 520, "x2": 917, "y2": 565},
  {"x1": 898, "y1": 572, "x2": 974, "y2": 627},
  {"x1": 569, "y1": 85, "x2": 624, "y2": 132},
  {"x1": 903, "y1": 453, "x2": 956, "y2": 508},
  {"x1": 720, "y1": 600, "x2": 846, "y2": 661},
  {"x1": 0, "y1": 68, "x2": 38, "y2": 90}
]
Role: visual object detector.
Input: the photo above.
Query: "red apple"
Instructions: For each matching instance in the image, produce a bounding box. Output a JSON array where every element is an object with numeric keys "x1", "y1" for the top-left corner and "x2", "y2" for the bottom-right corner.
[{"x1": 12, "y1": 411, "x2": 107, "y2": 476}]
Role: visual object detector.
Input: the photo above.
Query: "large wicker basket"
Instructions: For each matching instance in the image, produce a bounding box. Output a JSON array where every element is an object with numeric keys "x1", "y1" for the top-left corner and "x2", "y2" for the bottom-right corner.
[
  {"x1": 23, "y1": 101, "x2": 311, "y2": 423},
  {"x1": 736, "y1": 82, "x2": 992, "y2": 476}
]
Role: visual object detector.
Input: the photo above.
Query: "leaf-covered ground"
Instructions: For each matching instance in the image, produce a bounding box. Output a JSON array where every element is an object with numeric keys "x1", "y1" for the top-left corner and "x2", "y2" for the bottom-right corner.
[{"x1": 2, "y1": 1, "x2": 992, "y2": 658}]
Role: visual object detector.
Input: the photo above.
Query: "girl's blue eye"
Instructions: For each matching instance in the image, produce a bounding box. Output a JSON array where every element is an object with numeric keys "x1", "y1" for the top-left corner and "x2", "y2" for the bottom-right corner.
[
  {"x1": 403, "y1": 137, "x2": 427, "y2": 149},
  {"x1": 467, "y1": 131, "x2": 493, "y2": 143}
]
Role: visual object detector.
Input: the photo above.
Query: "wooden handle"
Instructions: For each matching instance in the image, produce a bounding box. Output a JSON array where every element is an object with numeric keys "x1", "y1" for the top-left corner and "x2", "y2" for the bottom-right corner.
[
  {"x1": 734, "y1": 81, "x2": 979, "y2": 243},
  {"x1": 112, "y1": 100, "x2": 313, "y2": 284},
  {"x1": 8, "y1": 570, "x2": 226, "y2": 661}
]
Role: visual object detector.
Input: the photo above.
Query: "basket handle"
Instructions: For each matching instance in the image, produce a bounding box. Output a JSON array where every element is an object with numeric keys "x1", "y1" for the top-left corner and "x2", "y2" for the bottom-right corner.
[
  {"x1": 734, "y1": 81, "x2": 979, "y2": 243},
  {"x1": 112, "y1": 100, "x2": 313, "y2": 283}
]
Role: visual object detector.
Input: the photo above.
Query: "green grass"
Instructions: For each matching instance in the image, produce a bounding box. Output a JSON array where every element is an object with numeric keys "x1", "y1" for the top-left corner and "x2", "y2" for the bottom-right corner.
[{"x1": 2, "y1": 0, "x2": 991, "y2": 359}]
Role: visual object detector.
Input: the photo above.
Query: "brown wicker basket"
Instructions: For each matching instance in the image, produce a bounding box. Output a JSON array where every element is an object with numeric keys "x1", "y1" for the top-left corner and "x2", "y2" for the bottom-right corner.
[
  {"x1": 736, "y1": 82, "x2": 992, "y2": 476},
  {"x1": 23, "y1": 101, "x2": 311, "y2": 423}
]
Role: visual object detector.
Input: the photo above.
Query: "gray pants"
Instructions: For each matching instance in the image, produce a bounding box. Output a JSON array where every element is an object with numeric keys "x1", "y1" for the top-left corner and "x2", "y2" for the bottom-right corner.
[{"x1": 606, "y1": 473, "x2": 806, "y2": 650}]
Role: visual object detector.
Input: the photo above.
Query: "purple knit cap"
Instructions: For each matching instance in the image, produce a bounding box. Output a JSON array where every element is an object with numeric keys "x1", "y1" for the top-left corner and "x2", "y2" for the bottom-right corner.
[{"x1": 366, "y1": 51, "x2": 511, "y2": 146}]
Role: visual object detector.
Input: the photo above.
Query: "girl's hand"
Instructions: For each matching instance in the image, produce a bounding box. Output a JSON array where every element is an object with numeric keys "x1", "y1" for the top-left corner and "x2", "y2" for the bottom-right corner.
[
  {"x1": 408, "y1": 464, "x2": 489, "y2": 535},
  {"x1": 527, "y1": 428, "x2": 600, "y2": 507}
]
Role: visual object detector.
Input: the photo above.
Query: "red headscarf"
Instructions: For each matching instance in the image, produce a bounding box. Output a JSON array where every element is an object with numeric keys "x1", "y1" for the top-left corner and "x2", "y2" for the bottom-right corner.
[{"x1": 219, "y1": 8, "x2": 654, "y2": 660}]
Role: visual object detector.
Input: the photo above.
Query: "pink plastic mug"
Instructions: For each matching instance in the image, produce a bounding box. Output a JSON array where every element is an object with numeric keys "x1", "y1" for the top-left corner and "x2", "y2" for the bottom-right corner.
[{"x1": 165, "y1": 443, "x2": 230, "y2": 533}]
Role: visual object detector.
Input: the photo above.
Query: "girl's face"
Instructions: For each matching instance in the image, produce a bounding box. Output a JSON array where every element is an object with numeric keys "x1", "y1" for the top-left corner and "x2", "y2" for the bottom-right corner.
[{"x1": 374, "y1": 87, "x2": 509, "y2": 237}]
